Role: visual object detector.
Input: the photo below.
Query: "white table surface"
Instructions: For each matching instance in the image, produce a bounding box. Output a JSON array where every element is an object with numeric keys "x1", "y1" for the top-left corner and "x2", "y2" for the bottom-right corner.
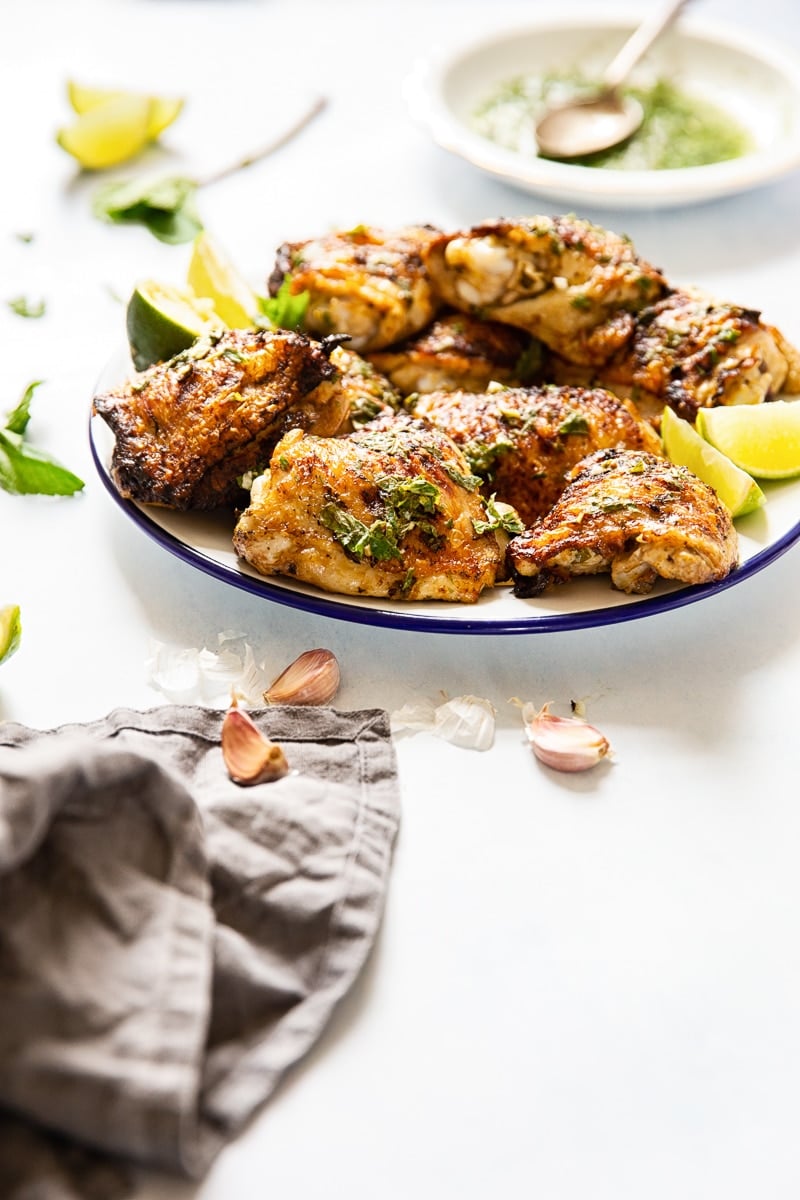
[{"x1": 3, "y1": 1, "x2": 800, "y2": 1196}]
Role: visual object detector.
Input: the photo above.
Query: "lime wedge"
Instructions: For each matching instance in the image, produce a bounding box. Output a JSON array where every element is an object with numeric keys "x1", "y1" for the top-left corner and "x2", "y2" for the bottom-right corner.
[
  {"x1": 187, "y1": 233, "x2": 258, "y2": 329},
  {"x1": 0, "y1": 605, "x2": 21, "y2": 666},
  {"x1": 697, "y1": 401, "x2": 800, "y2": 480},
  {"x1": 67, "y1": 81, "x2": 184, "y2": 140},
  {"x1": 57, "y1": 93, "x2": 153, "y2": 169},
  {"x1": 661, "y1": 405, "x2": 765, "y2": 517},
  {"x1": 126, "y1": 281, "x2": 226, "y2": 371}
]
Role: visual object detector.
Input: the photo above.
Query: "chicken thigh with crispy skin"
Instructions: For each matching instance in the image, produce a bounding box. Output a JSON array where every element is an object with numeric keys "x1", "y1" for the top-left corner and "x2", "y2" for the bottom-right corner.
[
  {"x1": 233, "y1": 419, "x2": 502, "y2": 602},
  {"x1": 93, "y1": 328, "x2": 346, "y2": 510},
  {"x1": 423, "y1": 215, "x2": 666, "y2": 367},
  {"x1": 326, "y1": 343, "x2": 401, "y2": 430},
  {"x1": 411, "y1": 384, "x2": 662, "y2": 526},
  {"x1": 368, "y1": 311, "x2": 540, "y2": 396},
  {"x1": 269, "y1": 224, "x2": 442, "y2": 353},
  {"x1": 508, "y1": 448, "x2": 738, "y2": 596},
  {"x1": 584, "y1": 288, "x2": 800, "y2": 422}
]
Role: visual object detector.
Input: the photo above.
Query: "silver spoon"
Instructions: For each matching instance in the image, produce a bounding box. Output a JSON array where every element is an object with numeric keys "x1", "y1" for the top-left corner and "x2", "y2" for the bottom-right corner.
[{"x1": 535, "y1": 0, "x2": 691, "y2": 161}]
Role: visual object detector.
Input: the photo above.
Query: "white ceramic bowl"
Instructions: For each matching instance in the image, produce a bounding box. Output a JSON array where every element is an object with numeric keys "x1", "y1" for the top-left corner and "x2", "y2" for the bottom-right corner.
[{"x1": 407, "y1": 10, "x2": 800, "y2": 209}]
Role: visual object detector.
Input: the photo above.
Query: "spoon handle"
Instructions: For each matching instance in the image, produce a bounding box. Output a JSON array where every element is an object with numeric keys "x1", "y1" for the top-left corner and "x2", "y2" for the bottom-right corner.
[{"x1": 602, "y1": 0, "x2": 692, "y2": 92}]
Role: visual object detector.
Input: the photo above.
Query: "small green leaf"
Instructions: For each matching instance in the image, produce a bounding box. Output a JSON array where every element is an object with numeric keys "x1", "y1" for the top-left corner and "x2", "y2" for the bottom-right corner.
[
  {"x1": 0, "y1": 431, "x2": 84, "y2": 496},
  {"x1": 5, "y1": 380, "x2": 44, "y2": 436},
  {"x1": 472, "y1": 494, "x2": 524, "y2": 537},
  {"x1": 93, "y1": 174, "x2": 203, "y2": 245},
  {"x1": 8, "y1": 296, "x2": 46, "y2": 318},
  {"x1": 257, "y1": 276, "x2": 309, "y2": 331}
]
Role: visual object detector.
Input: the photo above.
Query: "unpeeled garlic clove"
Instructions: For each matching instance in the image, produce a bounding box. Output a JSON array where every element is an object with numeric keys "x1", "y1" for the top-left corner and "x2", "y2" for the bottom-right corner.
[
  {"x1": 222, "y1": 704, "x2": 289, "y2": 785},
  {"x1": 523, "y1": 702, "x2": 611, "y2": 773},
  {"x1": 263, "y1": 648, "x2": 340, "y2": 706}
]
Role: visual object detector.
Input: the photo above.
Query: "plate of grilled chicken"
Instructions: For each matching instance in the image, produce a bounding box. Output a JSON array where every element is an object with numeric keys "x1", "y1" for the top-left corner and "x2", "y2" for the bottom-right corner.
[{"x1": 90, "y1": 214, "x2": 800, "y2": 635}]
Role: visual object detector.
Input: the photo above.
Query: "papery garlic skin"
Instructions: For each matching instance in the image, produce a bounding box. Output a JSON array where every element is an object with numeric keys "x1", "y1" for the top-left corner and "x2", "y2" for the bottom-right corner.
[
  {"x1": 221, "y1": 705, "x2": 289, "y2": 785},
  {"x1": 523, "y1": 702, "x2": 611, "y2": 773},
  {"x1": 264, "y1": 648, "x2": 340, "y2": 706}
]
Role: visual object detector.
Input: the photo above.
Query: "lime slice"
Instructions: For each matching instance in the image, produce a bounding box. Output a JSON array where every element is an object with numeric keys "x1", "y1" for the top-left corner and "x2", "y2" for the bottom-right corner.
[
  {"x1": 126, "y1": 281, "x2": 226, "y2": 371},
  {"x1": 187, "y1": 233, "x2": 258, "y2": 329},
  {"x1": 661, "y1": 405, "x2": 765, "y2": 517},
  {"x1": 57, "y1": 93, "x2": 153, "y2": 169},
  {"x1": 67, "y1": 81, "x2": 184, "y2": 140},
  {"x1": 697, "y1": 401, "x2": 800, "y2": 480},
  {"x1": 0, "y1": 605, "x2": 21, "y2": 666}
]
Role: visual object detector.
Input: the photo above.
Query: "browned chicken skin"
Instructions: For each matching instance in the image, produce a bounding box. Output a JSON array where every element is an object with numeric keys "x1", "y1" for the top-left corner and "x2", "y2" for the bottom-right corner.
[
  {"x1": 93, "y1": 328, "x2": 346, "y2": 510},
  {"x1": 411, "y1": 384, "x2": 662, "y2": 525},
  {"x1": 581, "y1": 288, "x2": 800, "y2": 422},
  {"x1": 233, "y1": 418, "x2": 502, "y2": 602},
  {"x1": 423, "y1": 215, "x2": 666, "y2": 366},
  {"x1": 368, "y1": 311, "x2": 540, "y2": 395},
  {"x1": 508, "y1": 448, "x2": 738, "y2": 596},
  {"x1": 269, "y1": 224, "x2": 442, "y2": 352}
]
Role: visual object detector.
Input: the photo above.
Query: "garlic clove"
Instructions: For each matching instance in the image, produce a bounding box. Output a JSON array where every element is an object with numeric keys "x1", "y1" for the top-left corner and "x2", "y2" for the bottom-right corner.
[
  {"x1": 222, "y1": 704, "x2": 289, "y2": 785},
  {"x1": 263, "y1": 648, "x2": 340, "y2": 706},
  {"x1": 523, "y1": 702, "x2": 611, "y2": 773}
]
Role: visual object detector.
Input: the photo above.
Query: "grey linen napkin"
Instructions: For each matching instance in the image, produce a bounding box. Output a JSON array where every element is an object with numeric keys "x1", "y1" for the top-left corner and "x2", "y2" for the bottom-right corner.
[{"x1": 0, "y1": 705, "x2": 400, "y2": 1198}]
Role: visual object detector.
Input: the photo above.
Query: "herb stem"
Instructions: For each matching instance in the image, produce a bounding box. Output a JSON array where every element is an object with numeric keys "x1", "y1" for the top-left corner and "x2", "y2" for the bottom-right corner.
[{"x1": 198, "y1": 96, "x2": 328, "y2": 188}]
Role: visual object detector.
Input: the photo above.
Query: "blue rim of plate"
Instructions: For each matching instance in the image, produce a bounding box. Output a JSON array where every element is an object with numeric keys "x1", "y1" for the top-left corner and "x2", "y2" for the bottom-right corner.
[{"x1": 89, "y1": 412, "x2": 800, "y2": 636}]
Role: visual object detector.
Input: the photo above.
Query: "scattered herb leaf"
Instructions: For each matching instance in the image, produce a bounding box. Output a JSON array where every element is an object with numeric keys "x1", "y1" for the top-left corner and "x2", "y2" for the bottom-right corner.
[
  {"x1": 8, "y1": 296, "x2": 46, "y2": 319},
  {"x1": 93, "y1": 174, "x2": 203, "y2": 245},
  {"x1": 0, "y1": 382, "x2": 84, "y2": 496}
]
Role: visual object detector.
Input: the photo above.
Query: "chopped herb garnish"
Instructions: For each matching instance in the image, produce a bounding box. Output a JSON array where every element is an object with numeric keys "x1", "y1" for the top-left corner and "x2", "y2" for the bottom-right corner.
[
  {"x1": 569, "y1": 293, "x2": 592, "y2": 311},
  {"x1": 319, "y1": 503, "x2": 401, "y2": 562},
  {"x1": 278, "y1": 455, "x2": 290, "y2": 471},
  {"x1": 462, "y1": 436, "x2": 514, "y2": 477},
  {"x1": 14, "y1": 231, "x2": 34, "y2": 244},
  {"x1": 472, "y1": 494, "x2": 524, "y2": 537},
  {"x1": 221, "y1": 347, "x2": 246, "y2": 363},
  {"x1": 8, "y1": 296, "x2": 46, "y2": 319},
  {"x1": 257, "y1": 275, "x2": 309, "y2": 331},
  {"x1": 558, "y1": 411, "x2": 590, "y2": 436}
]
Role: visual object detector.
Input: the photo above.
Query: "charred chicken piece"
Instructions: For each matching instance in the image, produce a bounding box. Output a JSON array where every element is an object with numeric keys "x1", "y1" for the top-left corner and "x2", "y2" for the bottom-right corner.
[
  {"x1": 411, "y1": 384, "x2": 662, "y2": 526},
  {"x1": 423, "y1": 215, "x2": 666, "y2": 367},
  {"x1": 233, "y1": 419, "x2": 502, "y2": 603},
  {"x1": 93, "y1": 329, "x2": 347, "y2": 510},
  {"x1": 327, "y1": 343, "x2": 401, "y2": 430},
  {"x1": 367, "y1": 311, "x2": 540, "y2": 396},
  {"x1": 588, "y1": 288, "x2": 800, "y2": 422},
  {"x1": 269, "y1": 224, "x2": 442, "y2": 353},
  {"x1": 508, "y1": 448, "x2": 738, "y2": 596}
]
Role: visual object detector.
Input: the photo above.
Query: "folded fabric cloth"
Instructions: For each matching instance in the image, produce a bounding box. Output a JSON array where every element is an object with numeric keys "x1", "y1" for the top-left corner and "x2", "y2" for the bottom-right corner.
[{"x1": 0, "y1": 705, "x2": 400, "y2": 1199}]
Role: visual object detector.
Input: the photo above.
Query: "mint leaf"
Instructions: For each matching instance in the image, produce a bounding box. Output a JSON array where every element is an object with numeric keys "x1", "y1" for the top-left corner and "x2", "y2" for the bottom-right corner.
[
  {"x1": 0, "y1": 430, "x2": 84, "y2": 496},
  {"x1": 258, "y1": 276, "x2": 309, "y2": 330},
  {"x1": 8, "y1": 296, "x2": 46, "y2": 318},
  {"x1": 5, "y1": 380, "x2": 43, "y2": 436},
  {"x1": 93, "y1": 175, "x2": 203, "y2": 245}
]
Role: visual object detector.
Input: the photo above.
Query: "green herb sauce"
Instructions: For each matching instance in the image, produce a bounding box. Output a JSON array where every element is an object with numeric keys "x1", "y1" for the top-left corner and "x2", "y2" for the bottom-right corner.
[{"x1": 472, "y1": 74, "x2": 752, "y2": 170}]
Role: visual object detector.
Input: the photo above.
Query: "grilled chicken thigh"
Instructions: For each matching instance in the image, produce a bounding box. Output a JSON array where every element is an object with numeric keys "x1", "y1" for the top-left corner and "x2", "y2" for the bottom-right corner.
[
  {"x1": 233, "y1": 419, "x2": 502, "y2": 602},
  {"x1": 368, "y1": 311, "x2": 539, "y2": 396},
  {"x1": 423, "y1": 215, "x2": 666, "y2": 366},
  {"x1": 93, "y1": 329, "x2": 345, "y2": 510},
  {"x1": 327, "y1": 343, "x2": 401, "y2": 429},
  {"x1": 269, "y1": 224, "x2": 442, "y2": 352},
  {"x1": 579, "y1": 288, "x2": 800, "y2": 422},
  {"x1": 411, "y1": 384, "x2": 662, "y2": 525},
  {"x1": 508, "y1": 448, "x2": 738, "y2": 596}
]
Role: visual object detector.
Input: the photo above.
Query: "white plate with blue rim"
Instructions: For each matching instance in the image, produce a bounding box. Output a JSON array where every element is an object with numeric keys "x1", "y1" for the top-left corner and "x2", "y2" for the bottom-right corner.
[
  {"x1": 89, "y1": 353, "x2": 800, "y2": 637},
  {"x1": 406, "y1": 9, "x2": 800, "y2": 210}
]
